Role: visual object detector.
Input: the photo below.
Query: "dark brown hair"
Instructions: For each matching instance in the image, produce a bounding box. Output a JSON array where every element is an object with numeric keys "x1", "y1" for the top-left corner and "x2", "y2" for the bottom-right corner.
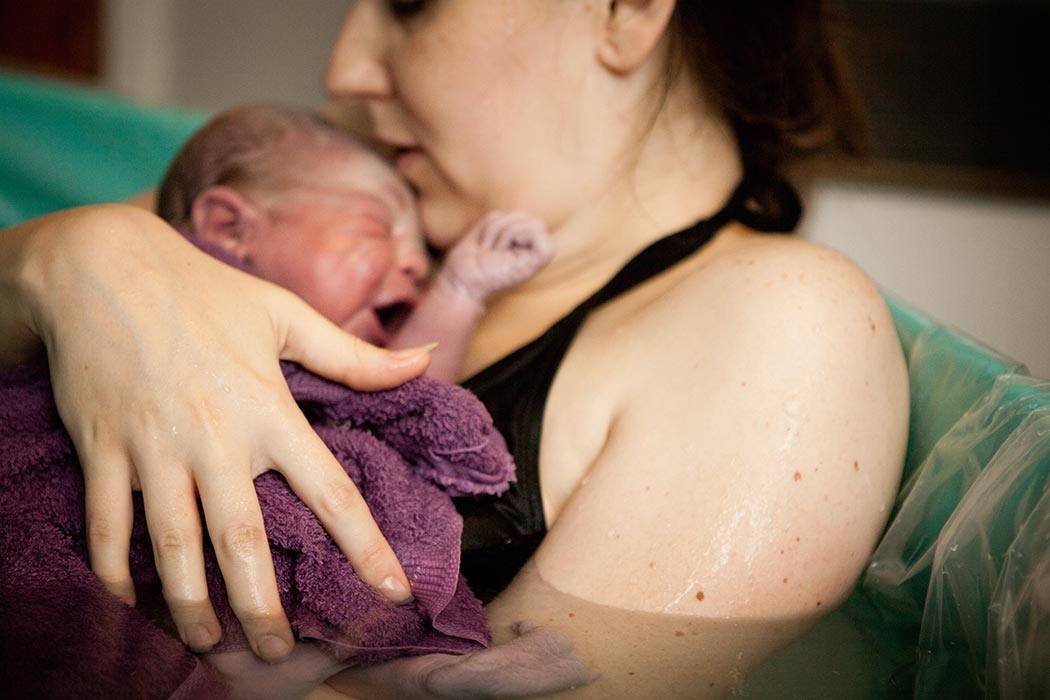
[{"x1": 668, "y1": 0, "x2": 867, "y2": 181}]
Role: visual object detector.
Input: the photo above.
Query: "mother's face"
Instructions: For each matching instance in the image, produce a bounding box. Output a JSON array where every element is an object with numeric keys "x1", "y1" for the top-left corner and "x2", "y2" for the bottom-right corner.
[{"x1": 326, "y1": 0, "x2": 608, "y2": 249}]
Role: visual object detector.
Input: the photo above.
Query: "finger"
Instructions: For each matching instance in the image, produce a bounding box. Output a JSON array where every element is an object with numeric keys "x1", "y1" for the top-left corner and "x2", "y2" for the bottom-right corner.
[
  {"x1": 138, "y1": 460, "x2": 224, "y2": 652},
  {"x1": 83, "y1": 454, "x2": 137, "y2": 606},
  {"x1": 268, "y1": 421, "x2": 414, "y2": 605},
  {"x1": 432, "y1": 623, "x2": 600, "y2": 696},
  {"x1": 195, "y1": 456, "x2": 294, "y2": 663},
  {"x1": 326, "y1": 653, "x2": 456, "y2": 698},
  {"x1": 479, "y1": 212, "x2": 510, "y2": 248},
  {"x1": 526, "y1": 223, "x2": 556, "y2": 261},
  {"x1": 492, "y1": 221, "x2": 518, "y2": 251},
  {"x1": 504, "y1": 221, "x2": 541, "y2": 251},
  {"x1": 496, "y1": 214, "x2": 541, "y2": 250},
  {"x1": 274, "y1": 290, "x2": 433, "y2": 391},
  {"x1": 462, "y1": 211, "x2": 499, "y2": 248}
]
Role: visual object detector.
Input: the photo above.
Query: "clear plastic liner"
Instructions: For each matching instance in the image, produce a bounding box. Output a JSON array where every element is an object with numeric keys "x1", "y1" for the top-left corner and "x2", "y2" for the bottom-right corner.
[
  {"x1": 869, "y1": 373, "x2": 1050, "y2": 697},
  {"x1": 866, "y1": 296, "x2": 1049, "y2": 698},
  {"x1": 747, "y1": 296, "x2": 1050, "y2": 698}
]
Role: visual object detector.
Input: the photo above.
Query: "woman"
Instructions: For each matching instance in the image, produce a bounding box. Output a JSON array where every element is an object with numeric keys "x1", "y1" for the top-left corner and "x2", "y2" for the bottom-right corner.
[{"x1": 0, "y1": 0, "x2": 909, "y2": 696}]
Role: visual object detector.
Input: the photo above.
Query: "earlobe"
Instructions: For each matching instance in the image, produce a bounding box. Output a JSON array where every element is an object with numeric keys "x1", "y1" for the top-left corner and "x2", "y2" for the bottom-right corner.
[
  {"x1": 189, "y1": 186, "x2": 259, "y2": 263},
  {"x1": 597, "y1": 0, "x2": 677, "y2": 75}
]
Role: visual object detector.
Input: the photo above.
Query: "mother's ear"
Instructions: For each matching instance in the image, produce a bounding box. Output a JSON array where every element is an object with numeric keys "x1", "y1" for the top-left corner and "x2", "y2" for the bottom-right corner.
[
  {"x1": 597, "y1": 0, "x2": 677, "y2": 75},
  {"x1": 189, "y1": 186, "x2": 261, "y2": 264}
]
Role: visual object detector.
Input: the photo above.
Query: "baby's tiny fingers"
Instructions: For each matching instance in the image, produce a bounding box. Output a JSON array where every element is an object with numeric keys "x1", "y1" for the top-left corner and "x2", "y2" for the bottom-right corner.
[{"x1": 478, "y1": 211, "x2": 509, "y2": 249}]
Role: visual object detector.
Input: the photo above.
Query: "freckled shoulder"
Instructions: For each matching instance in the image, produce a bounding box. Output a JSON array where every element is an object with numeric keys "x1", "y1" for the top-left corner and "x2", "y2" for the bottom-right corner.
[
  {"x1": 631, "y1": 236, "x2": 890, "y2": 345},
  {"x1": 535, "y1": 234, "x2": 909, "y2": 618}
]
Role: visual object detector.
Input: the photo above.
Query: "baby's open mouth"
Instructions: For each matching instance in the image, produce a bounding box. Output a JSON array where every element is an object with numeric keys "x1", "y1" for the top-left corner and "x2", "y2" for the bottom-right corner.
[{"x1": 375, "y1": 301, "x2": 414, "y2": 339}]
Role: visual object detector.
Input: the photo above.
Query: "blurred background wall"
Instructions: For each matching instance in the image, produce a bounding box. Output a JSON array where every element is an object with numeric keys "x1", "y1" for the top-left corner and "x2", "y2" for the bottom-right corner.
[
  {"x1": 101, "y1": 0, "x2": 347, "y2": 109},
  {"x1": 2, "y1": 0, "x2": 1048, "y2": 376}
]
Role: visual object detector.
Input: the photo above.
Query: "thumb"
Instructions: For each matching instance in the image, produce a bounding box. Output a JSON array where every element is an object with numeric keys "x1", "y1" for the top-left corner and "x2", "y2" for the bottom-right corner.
[{"x1": 274, "y1": 292, "x2": 435, "y2": 391}]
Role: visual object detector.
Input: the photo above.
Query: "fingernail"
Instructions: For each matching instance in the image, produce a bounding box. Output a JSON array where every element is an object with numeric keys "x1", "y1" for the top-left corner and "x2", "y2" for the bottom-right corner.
[
  {"x1": 380, "y1": 575, "x2": 414, "y2": 604},
  {"x1": 390, "y1": 342, "x2": 438, "y2": 360},
  {"x1": 257, "y1": 634, "x2": 290, "y2": 662},
  {"x1": 185, "y1": 623, "x2": 215, "y2": 652}
]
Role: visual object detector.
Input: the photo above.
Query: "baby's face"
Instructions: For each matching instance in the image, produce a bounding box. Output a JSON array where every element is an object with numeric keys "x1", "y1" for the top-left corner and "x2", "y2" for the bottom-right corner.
[{"x1": 248, "y1": 147, "x2": 429, "y2": 345}]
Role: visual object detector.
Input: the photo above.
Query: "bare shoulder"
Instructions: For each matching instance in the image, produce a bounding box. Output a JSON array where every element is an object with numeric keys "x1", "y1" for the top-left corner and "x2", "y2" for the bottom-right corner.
[
  {"x1": 615, "y1": 235, "x2": 905, "y2": 415},
  {"x1": 645, "y1": 235, "x2": 890, "y2": 341},
  {"x1": 536, "y1": 235, "x2": 909, "y2": 618}
]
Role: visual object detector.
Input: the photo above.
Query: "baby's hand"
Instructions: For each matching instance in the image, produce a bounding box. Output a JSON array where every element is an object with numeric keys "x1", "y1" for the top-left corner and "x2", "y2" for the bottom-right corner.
[{"x1": 440, "y1": 212, "x2": 555, "y2": 304}]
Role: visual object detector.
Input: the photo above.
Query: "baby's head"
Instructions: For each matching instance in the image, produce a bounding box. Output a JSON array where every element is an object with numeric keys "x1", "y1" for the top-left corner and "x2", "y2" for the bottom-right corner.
[{"x1": 157, "y1": 105, "x2": 428, "y2": 345}]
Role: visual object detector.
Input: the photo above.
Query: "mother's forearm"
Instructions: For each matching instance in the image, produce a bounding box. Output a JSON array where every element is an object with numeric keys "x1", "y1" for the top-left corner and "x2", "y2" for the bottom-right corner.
[
  {"x1": 1, "y1": 204, "x2": 164, "y2": 367},
  {"x1": 484, "y1": 562, "x2": 813, "y2": 698}
]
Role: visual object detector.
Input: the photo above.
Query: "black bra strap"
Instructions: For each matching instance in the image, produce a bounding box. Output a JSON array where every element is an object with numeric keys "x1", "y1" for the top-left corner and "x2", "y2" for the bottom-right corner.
[
  {"x1": 462, "y1": 176, "x2": 800, "y2": 388},
  {"x1": 559, "y1": 176, "x2": 798, "y2": 323}
]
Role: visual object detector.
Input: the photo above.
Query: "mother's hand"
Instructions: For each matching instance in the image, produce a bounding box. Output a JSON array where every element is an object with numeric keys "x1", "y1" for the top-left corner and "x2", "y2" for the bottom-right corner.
[
  {"x1": 10, "y1": 205, "x2": 431, "y2": 662},
  {"x1": 325, "y1": 621, "x2": 599, "y2": 699}
]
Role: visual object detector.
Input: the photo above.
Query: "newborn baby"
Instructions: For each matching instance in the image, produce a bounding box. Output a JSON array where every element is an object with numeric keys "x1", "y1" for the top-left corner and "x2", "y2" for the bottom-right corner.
[
  {"x1": 157, "y1": 105, "x2": 554, "y2": 382},
  {"x1": 145, "y1": 108, "x2": 591, "y2": 696}
]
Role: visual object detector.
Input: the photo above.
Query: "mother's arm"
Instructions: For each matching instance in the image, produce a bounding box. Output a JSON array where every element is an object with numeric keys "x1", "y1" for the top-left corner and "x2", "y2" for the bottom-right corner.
[
  {"x1": 492, "y1": 239, "x2": 908, "y2": 695},
  {"x1": 322, "y1": 238, "x2": 909, "y2": 698},
  {"x1": 0, "y1": 205, "x2": 432, "y2": 660}
]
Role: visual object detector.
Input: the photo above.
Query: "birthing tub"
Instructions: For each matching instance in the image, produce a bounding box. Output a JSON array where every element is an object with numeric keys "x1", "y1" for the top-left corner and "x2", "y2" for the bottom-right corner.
[{"x1": 3, "y1": 70, "x2": 1048, "y2": 698}]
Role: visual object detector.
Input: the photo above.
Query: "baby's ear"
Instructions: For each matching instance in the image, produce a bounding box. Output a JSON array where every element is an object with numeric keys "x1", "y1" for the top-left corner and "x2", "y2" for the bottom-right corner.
[{"x1": 189, "y1": 186, "x2": 260, "y2": 262}]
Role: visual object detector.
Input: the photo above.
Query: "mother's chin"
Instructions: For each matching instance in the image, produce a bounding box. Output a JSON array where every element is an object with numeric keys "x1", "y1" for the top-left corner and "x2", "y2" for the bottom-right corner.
[{"x1": 398, "y1": 162, "x2": 488, "y2": 252}]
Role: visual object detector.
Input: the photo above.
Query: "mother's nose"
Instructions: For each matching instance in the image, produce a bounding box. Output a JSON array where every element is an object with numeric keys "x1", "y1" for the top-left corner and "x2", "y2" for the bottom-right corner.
[{"x1": 326, "y1": 0, "x2": 392, "y2": 100}]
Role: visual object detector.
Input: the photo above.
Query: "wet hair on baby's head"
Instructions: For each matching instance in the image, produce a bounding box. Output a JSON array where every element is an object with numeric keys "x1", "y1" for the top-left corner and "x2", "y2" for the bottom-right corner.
[{"x1": 157, "y1": 104, "x2": 366, "y2": 228}]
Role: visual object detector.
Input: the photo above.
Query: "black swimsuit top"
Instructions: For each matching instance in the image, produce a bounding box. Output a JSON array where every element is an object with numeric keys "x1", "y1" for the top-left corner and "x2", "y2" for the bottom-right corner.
[{"x1": 453, "y1": 178, "x2": 801, "y2": 603}]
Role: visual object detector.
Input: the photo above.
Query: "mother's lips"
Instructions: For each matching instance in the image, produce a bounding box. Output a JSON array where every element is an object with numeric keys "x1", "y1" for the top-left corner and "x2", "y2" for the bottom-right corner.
[{"x1": 394, "y1": 147, "x2": 424, "y2": 173}]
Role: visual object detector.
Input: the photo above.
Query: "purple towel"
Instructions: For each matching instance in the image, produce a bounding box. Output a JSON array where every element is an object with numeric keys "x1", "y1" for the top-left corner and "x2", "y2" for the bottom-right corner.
[{"x1": 0, "y1": 360, "x2": 515, "y2": 697}]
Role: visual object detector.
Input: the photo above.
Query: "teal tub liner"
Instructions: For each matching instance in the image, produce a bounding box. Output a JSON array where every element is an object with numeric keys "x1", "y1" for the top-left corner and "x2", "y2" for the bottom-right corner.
[
  {"x1": 0, "y1": 70, "x2": 206, "y2": 226},
  {"x1": 3, "y1": 70, "x2": 1048, "y2": 698}
]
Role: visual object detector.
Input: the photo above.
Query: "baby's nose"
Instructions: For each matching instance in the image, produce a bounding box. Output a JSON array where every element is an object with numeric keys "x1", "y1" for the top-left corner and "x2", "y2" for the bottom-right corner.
[
  {"x1": 377, "y1": 262, "x2": 422, "y2": 308},
  {"x1": 399, "y1": 249, "x2": 431, "y2": 287}
]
